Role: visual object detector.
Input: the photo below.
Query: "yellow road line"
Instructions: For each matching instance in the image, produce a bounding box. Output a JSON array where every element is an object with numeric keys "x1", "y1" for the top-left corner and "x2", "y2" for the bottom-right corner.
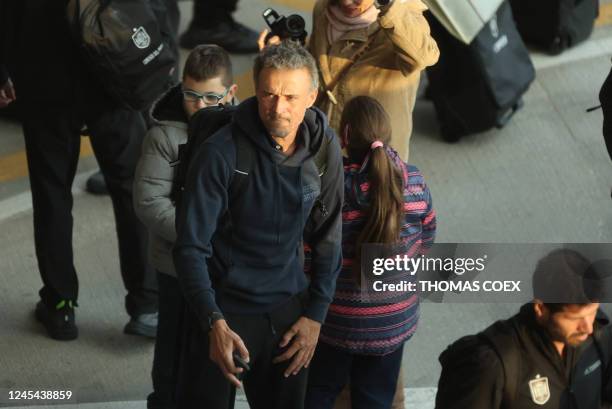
[
  {"x1": 596, "y1": 3, "x2": 612, "y2": 27},
  {"x1": 270, "y1": 0, "x2": 316, "y2": 13},
  {"x1": 0, "y1": 137, "x2": 93, "y2": 183}
]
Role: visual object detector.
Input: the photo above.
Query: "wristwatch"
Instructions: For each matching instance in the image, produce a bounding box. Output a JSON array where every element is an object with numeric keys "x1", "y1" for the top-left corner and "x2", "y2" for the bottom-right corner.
[{"x1": 207, "y1": 311, "x2": 225, "y2": 331}]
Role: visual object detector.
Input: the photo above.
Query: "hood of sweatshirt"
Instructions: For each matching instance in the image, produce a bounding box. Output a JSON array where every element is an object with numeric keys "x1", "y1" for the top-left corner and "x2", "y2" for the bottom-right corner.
[
  {"x1": 232, "y1": 96, "x2": 330, "y2": 166},
  {"x1": 150, "y1": 84, "x2": 189, "y2": 126}
]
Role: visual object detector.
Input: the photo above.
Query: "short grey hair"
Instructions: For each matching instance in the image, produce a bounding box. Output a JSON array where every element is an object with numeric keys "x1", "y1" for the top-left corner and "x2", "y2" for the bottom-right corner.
[{"x1": 253, "y1": 41, "x2": 319, "y2": 91}]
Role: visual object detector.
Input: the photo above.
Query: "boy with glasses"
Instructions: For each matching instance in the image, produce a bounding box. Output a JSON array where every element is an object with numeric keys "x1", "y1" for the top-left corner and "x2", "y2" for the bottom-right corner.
[{"x1": 133, "y1": 44, "x2": 237, "y2": 409}]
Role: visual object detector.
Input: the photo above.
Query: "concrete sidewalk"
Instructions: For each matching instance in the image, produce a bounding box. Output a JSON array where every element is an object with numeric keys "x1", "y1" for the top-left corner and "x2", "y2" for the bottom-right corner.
[{"x1": 1, "y1": 0, "x2": 612, "y2": 408}]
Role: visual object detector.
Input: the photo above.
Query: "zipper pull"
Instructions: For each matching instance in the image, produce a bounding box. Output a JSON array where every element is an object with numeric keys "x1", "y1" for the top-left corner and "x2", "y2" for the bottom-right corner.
[{"x1": 318, "y1": 201, "x2": 329, "y2": 218}]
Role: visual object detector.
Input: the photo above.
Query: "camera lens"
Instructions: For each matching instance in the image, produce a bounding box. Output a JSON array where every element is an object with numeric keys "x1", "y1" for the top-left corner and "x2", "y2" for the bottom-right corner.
[{"x1": 285, "y1": 14, "x2": 305, "y2": 35}]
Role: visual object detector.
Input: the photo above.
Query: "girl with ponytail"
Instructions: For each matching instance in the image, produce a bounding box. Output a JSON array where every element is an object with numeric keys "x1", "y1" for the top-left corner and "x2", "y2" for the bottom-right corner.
[{"x1": 305, "y1": 96, "x2": 436, "y2": 409}]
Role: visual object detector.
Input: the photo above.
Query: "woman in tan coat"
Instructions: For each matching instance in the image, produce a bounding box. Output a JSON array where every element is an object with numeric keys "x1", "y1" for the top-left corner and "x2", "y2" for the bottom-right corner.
[{"x1": 309, "y1": 0, "x2": 439, "y2": 161}]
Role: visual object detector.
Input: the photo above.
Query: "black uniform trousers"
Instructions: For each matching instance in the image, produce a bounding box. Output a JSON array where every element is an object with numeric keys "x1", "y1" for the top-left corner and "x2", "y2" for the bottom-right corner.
[
  {"x1": 177, "y1": 293, "x2": 309, "y2": 409},
  {"x1": 192, "y1": 0, "x2": 239, "y2": 28},
  {"x1": 21, "y1": 104, "x2": 157, "y2": 316},
  {"x1": 148, "y1": 272, "x2": 184, "y2": 409}
]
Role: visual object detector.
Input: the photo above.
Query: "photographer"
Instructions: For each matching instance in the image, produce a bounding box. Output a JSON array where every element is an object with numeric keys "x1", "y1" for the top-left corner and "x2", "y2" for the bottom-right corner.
[
  {"x1": 310, "y1": 0, "x2": 438, "y2": 162},
  {"x1": 259, "y1": 0, "x2": 439, "y2": 161}
]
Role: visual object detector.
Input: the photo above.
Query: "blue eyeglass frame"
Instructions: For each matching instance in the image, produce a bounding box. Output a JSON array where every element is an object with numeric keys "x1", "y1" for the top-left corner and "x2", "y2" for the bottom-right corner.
[{"x1": 182, "y1": 86, "x2": 230, "y2": 105}]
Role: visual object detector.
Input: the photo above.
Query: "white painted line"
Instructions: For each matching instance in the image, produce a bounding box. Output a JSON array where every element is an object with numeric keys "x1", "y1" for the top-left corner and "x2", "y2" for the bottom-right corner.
[
  {"x1": 405, "y1": 387, "x2": 437, "y2": 409},
  {"x1": 0, "y1": 172, "x2": 92, "y2": 222},
  {"x1": 531, "y1": 36, "x2": 612, "y2": 71}
]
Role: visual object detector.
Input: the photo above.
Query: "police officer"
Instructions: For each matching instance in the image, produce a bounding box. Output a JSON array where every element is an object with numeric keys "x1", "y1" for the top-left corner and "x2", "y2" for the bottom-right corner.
[
  {"x1": 179, "y1": 0, "x2": 258, "y2": 53},
  {"x1": 0, "y1": 1, "x2": 158, "y2": 340},
  {"x1": 435, "y1": 249, "x2": 612, "y2": 409}
]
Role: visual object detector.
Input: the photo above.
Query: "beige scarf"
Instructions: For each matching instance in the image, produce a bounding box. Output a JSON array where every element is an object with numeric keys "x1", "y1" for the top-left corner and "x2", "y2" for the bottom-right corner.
[{"x1": 325, "y1": 4, "x2": 379, "y2": 44}]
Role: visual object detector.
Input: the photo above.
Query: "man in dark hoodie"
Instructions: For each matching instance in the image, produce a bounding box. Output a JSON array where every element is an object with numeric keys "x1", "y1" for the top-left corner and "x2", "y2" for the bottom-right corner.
[
  {"x1": 173, "y1": 41, "x2": 343, "y2": 409},
  {"x1": 134, "y1": 44, "x2": 237, "y2": 409},
  {"x1": 435, "y1": 249, "x2": 612, "y2": 409}
]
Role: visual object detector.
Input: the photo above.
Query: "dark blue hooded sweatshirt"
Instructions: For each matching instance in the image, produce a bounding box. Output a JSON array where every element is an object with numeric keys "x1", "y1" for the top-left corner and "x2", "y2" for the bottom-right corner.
[{"x1": 173, "y1": 97, "x2": 343, "y2": 327}]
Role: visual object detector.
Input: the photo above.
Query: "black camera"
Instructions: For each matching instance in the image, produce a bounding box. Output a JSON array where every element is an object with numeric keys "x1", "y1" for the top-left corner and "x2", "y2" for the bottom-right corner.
[{"x1": 263, "y1": 8, "x2": 307, "y2": 45}]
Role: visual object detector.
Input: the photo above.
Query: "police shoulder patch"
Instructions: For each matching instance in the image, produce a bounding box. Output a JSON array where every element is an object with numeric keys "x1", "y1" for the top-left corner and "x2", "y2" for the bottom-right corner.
[{"x1": 528, "y1": 374, "x2": 551, "y2": 405}]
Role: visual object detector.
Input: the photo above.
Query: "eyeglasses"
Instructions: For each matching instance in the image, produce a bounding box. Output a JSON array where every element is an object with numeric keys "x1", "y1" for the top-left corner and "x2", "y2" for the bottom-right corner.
[{"x1": 182, "y1": 87, "x2": 230, "y2": 106}]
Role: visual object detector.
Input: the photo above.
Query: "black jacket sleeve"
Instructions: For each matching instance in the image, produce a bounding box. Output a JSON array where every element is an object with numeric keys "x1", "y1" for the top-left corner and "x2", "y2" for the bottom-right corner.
[
  {"x1": 600, "y1": 64, "x2": 612, "y2": 162},
  {"x1": 435, "y1": 341, "x2": 505, "y2": 409},
  {"x1": 173, "y1": 141, "x2": 231, "y2": 328},
  {"x1": 0, "y1": 1, "x2": 10, "y2": 86},
  {"x1": 303, "y1": 128, "x2": 343, "y2": 323}
]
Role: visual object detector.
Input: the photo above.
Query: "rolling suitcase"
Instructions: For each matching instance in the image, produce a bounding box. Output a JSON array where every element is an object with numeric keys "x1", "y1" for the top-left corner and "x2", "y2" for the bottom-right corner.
[
  {"x1": 509, "y1": 0, "x2": 599, "y2": 55},
  {"x1": 425, "y1": 2, "x2": 535, "y2": 142}
]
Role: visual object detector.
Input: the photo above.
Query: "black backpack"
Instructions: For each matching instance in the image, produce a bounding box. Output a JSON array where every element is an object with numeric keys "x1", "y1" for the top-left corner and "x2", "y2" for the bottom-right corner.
[
  {"x1": 436, "y1": 320, "x2": 522, "y2": 408},
  {"x1": 171, "y1": 104, "x2": 331, "y2": 210},
  {"x1": 66, "y1": 0, "x2": 176, "y2": 110}
]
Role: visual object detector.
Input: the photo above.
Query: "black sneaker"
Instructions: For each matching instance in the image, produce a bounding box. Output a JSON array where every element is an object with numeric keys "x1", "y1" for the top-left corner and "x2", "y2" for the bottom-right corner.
[
  {"x1": 124, "y1": 312, "x2": 158, "y2": 339},
  {"x1": 35, "y1": 300, "x2": 78, "y2": 341},
  {"x1": 179, "y1": 20, "x2": 259, "y2": 53},
  {"x1": 86, "y1": 170, "x2": 108, "y2": 195}
]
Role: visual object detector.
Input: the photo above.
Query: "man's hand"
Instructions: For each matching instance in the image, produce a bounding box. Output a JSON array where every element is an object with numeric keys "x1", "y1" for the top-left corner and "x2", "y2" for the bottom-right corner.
[
  {"x1": 273, "y1": 316, "x2": 321, "y2": 377},
  {"x1": 257, "y1": 29, "x2": 281, "y2": 51},
  {"x1": 209, "y1": 320, "x2": 250, "y2": 388},
  {"x1": 0, "y1": 79, "x2": 16, "y2": 108}
]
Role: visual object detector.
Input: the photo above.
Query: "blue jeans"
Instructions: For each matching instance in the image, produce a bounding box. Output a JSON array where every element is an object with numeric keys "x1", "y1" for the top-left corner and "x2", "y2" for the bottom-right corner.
[{"x1": 305, "y1": 342, "x2": 404, "y2": 409}]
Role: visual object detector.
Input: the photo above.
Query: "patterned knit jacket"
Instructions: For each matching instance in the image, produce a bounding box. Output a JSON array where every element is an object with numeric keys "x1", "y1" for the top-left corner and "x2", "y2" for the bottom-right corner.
[{"x1": 319, "y1": 147, "x2": 436, "y2": 355}]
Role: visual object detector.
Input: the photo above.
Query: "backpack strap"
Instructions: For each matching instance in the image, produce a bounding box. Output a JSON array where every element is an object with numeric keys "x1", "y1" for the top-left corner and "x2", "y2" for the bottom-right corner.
[
  {"x1": 322, "y1": 29, "x2": 380, "y2": 107},
  {"x1": 592, "y1": 322, "x2": 611, "y2": 394},
  {"x1": 227, "y1": 124, "x2": 331, "y2": 225},
  {"x1": 480, "y1": 321, "x2": 522, "y2": 408},
  {"x1": 228, "y1": 129, "x2": 256, "y2": 209},
  {"x1": 313, "y1": 132, "x2": 331, "y2": 178}
]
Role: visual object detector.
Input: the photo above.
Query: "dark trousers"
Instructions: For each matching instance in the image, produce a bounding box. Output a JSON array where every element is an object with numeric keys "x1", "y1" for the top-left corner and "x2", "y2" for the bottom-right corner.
[
  {"x1": 151, "y1": 0, "x2": 180, "y2": 71},
  {"x1": 177, "y1": 294, "x2": 309, "y2": 409},
  {"x1": 148, "y1": 272, "x2": 183, "y2": 409},
  {"x1": 305, "y1": 343, "x2": 404, "y2": 409},
  {"x1": 22, "y1": 105, "x2": 157, "y2": 316},
  {"x1": 192, "y1": 0, "x2": 239, "y2": 27}
]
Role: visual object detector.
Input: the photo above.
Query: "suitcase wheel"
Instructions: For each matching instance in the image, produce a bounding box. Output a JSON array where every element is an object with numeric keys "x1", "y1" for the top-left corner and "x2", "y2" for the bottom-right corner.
[
  {"x1": 496, "y1": 98, "x2": 525, "y2": 129},
  {"x1": 440, "y1": 124, "x2": 464, "y2": 143},
  {"x1": 548, "y1": 36, "x2": 569, "y2": 56}
]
